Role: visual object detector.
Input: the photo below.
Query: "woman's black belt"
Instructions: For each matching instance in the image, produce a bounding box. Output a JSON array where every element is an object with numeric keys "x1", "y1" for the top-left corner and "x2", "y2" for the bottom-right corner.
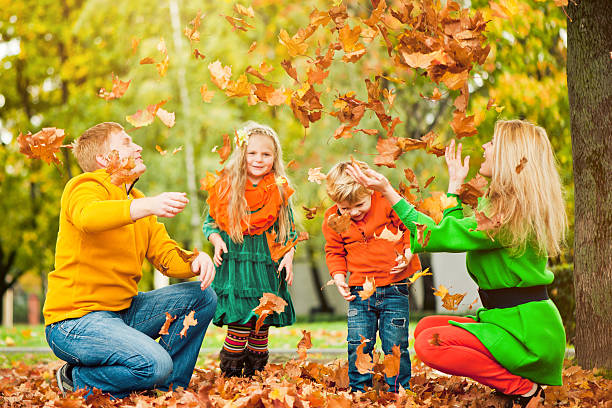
[{"x1": 478, "y1": 285, "x2": 549, "y2": 309}]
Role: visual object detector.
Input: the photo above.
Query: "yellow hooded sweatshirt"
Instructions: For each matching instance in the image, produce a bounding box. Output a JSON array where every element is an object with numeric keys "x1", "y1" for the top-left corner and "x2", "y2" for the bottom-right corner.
[{"x1": 43, "y1": 169, "x2": 196, "y2": 325}]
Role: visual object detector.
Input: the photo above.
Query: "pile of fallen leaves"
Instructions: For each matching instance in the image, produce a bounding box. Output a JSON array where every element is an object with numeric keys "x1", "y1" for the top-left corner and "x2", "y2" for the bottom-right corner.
[{"x1": 1, "y1": 357, "x2": 609, "y2": 407}]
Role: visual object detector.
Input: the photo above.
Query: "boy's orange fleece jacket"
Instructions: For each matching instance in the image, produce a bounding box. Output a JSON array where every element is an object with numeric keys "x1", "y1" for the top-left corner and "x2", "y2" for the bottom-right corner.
[
  {"x1": 322, "y1": 191, "x2": 421, "y2": 287},
  {"x1": 43, "y1": 169, "x2": 196, "y2": 325}
]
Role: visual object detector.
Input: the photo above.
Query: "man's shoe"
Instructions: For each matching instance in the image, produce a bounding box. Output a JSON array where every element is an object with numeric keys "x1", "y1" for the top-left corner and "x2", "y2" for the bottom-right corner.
[
  {"x1": 56, "y1": 363, "x2": 74, "y2": 396},
  {"x1": 511, "y1": 385, "x2": 545, "y2": 407}
]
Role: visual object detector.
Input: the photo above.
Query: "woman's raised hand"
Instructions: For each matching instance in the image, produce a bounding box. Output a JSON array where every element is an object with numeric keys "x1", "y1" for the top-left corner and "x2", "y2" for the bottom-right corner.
[
  {"x1": 445, "y1": 140, "x2": 470, "y2": 195},
  {"x1": 347, "y1": 164, "x2": 402, "y2": 206}
]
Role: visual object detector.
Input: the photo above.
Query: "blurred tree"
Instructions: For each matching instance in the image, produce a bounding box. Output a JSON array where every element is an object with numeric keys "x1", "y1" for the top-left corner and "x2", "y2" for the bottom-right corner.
[{"x1": 567, "y1": 0, "x2": 612, "y2": 370}]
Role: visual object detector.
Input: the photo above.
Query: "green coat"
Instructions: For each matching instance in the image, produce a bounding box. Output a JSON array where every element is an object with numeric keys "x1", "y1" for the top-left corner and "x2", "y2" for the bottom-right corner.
[{"x1": 392, "y1": 197, "x2": 565, "y2": 385}]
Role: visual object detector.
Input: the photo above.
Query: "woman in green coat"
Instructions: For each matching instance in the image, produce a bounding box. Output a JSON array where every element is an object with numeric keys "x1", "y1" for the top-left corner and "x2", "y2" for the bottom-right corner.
[{"x1": 348, "y1": 120, "x2": 567, "y2": 407}]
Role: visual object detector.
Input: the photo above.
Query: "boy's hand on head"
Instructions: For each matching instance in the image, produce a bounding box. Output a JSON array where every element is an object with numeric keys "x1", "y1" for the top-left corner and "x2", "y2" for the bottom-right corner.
[
  {"x1": 333, "y1": 273, "x2": 356, "y2": 301},
  {"x1": 130, "y1": 192, "x2": 188, "y2": 221},
  {"x1": 208, "y1": 233, "x2": 228, "y2": 267},
  {"x1": 278, "y1": 247, "x2": 295, "y2": 286},
  {"x1": 192, "y1": 252, "x2": 216, "y2": 289}
]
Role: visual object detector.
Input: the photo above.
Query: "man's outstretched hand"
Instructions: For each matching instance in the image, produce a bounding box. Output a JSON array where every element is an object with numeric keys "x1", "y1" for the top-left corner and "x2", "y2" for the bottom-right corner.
[
  {"x1": 192, "y1": 252, "x2": 216, "y2": 290},
  {"x1": 130, "y1": 192, "x2": 189, "y2": 221}
]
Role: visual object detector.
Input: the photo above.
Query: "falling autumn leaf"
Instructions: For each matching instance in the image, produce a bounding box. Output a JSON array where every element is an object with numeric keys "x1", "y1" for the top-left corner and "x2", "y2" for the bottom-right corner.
[
  {"x1": 247, "y1": 41, "x2": 257, "y2": 53},
  {"x1": 423, "y1": 176, "x2": 435, "y2": 189},
  {"x1": 414, "y1": 222, "x2": 432, "y2": 247},
  {"x1": 139, "y1": 57, "x2": 155, "y2": 65},
  {"x1": 234, "y1": 3, "x2": 255, "y2": 18},
  {"x1": 355, "y1": 336, "x2": 375, "y2": 374},
  {"x1": 208, "y1": 60, "x2": 232, "y2": 90},
  {"x1": 156, "y1": 108, "x2": 175, "y2": 128},
  {"x1": 193, "y1": 49, "x2": 205, "y2": 59},
  {"x1": 451, "y1": 110, "x2": 478, "y2": 139},
  {"x1": 489, "y1": 1, "x2": 511, "y2": 19},
  {"x1": 516, "y1": 157, "x2": 528, "y2": 174},
  {"x1": 297, "y1": 330, "x2": 312, "y2": 361},
  {"x1": 307, "y1": 167, "x2": 327, "y2": 184},
  {"x1": 179, "y1": 310, "x2": 198, "y2": 337},
  {"x1": 131, "y1": 37, "x2": 140, "y2": 54},
  {"x1": 358, "y1": 276, "x2": 376, "y2": 300},
  {"x1": 172, "y1": 145, "x2": 183, "y2": 155},
  {"x1": 104, "y1": 150, "x2": 138, "y2": 186},
  {"x1": 374, "y1": 226, "x2": 403, "y2": 242},
  {"x1": 374, "y1": 136, "x2": 402, "y2": 168},
  {"x1": 253, "y1": 293, "x2": 288, "y2": 333},
  {"x1": 98, "y1": 73, "x2": 131, "y2": 101},
  {"x1": 458, "y1": 174, "x2": 488, "y2": 208},
  {"x1": 17, "y1": 128, "x2": 66, "y2": 165},
  {"x1": 216, "y1": 133, "x2": 232, "y2": 164},
  {"x1": 471, "y1": 210, "x2": 502, "y2": 239},
  {"x1": 224, "y1": 15, "x2": 255, "y2": 32},
  {"x1": 184, "y1": 11, "x2": 202, "y2": 43},
  {"x1": 200, "y1": 84, "x2": 215, "y2": 102},
  {"x1": 327, "y1": 212, "x2": 351, "y2": 234},
  {"x1": 382, "y1": 345, "x2": 401, "y2": 378},
  {"x1": 200, "y1": 171, "x2": 218, "y2": 192},
  {"x1": 155, "y1": 145, "x2": 167, "y2": 156},
  {"x1": 158, "y1": 312, "x2": 177, "y2": 336},
  {"x1": 408, "y1": 268, "x2": 432, "y2": 285},
  {"x1": 266, "y1": 230, "x2": 309, "y2": 263},
  {"x1": 302, "y1": 205, "x2": 318, "y2": 220},
  {"x1": 279, "y1": 29, "x2": 309, "y2": 57},
  {"x1": 433, "y1": 285, "x2": 466, "y2": 311}
]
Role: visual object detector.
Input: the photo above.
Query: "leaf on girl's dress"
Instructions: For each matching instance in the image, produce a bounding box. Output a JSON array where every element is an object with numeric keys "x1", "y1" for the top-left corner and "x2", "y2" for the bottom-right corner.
[
  {"x1": 297, "y1": 330, "x2": 312, "y2": 361},
  {"x1": 327, "y1": 212, "x2": 351, "y2": 234},
  {"x1": 428, "y1": 332, "x2": 441, "y2": 346},
  {"x1": 433, "y1": 285, "x2": 466, "y2": 311},
  {"x1": 408, "y1": 267, "x2": 431, "y2": 285},
  {"x1": 414, "y1": 222, "x2": 432, "y2": 247},
  {"x1": 382, "y1": 345, "x2": 401, "y2": 378},
  {"x1": 374, "y1": 225, "x2": 402, "y2": 242},
  {"x1": 174, "y1": 247, "x2": 199, "y2": 263},
  {"x1": 253, "y1": 293, "x2": 288, "y2": 333},
  {"x1": 179, "y1": 310, "x2": 198, "y2": 337},
  {"x1": 355, "y1": 336, "x2": 375, "y2": 374},
  {"x1": 159, "y1": 312, "x2": 177, "y2": 336},
  {"x1": 358, "y1": 276, "x2": 376, "y2": 300}
]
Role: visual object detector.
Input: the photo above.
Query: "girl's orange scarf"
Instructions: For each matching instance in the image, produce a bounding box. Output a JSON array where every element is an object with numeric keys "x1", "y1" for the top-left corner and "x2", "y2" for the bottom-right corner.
[{"x1": 207, "y1": 172, "x2": 294, "y2": 236}]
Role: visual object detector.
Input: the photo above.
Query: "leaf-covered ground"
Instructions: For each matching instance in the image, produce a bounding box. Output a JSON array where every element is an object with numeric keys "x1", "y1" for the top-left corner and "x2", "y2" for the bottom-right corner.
[{"x1": 1, "y1": 357, "x2": 610, "y2": 407}]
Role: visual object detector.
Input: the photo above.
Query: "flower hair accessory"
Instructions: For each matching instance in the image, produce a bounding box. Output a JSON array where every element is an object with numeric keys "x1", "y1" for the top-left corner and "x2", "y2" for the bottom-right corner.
[{"x1": 234, "y1": 128, "x2": 249, "y2": 147}]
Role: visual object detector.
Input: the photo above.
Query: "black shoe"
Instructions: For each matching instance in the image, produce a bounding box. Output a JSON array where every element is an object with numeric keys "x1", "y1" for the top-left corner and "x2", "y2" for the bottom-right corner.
[
  {"x1": 494, "y1": 385, "x2": 545, "y2": 408},
  {"x1": 219, "y1": 349, "x2": 245, "y2": 377},
  {"x1": 511, "y1": 385, "x2": 545, "y2": 407},
  {"x1": 243, "y1": 349, "x2": 269, "y2": 377},
  {"x1": 56, "y1": 363, "x2": 74, "y2": 396}
]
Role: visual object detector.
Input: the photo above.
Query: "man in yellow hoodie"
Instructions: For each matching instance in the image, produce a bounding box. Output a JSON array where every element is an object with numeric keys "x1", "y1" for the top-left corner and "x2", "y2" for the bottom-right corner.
[{"x1": 43, "y1": 122, "x2": 217, "y2": 399}]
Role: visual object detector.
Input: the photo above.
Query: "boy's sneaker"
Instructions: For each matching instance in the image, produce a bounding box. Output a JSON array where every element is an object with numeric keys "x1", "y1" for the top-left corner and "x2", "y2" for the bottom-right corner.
[{"x1": 56, "y1": 363, "x2": 74, "y2": 396}]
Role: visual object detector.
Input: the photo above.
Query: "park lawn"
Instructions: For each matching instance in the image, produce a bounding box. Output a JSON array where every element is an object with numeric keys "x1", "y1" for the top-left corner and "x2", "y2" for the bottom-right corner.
[{"x1": 0, "y1": 319, "x2": 419, "y2": 368}]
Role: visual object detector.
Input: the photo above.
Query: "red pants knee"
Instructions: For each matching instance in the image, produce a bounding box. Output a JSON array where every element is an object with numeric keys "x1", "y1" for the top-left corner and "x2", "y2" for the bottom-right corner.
[{"x1": 414, "y1": 315, "x2": 534, "y2": 395}]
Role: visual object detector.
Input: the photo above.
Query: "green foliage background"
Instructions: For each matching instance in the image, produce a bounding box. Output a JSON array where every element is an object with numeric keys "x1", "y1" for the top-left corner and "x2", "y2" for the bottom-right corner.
[{"x1": 0, "y1": 0, "x2": 573, "y2": 328}]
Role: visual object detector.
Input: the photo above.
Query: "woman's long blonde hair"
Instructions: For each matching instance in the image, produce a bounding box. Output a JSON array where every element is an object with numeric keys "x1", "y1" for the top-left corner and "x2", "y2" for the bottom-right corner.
[
  {"x1": 217, "y1": 121, "x2": 293, "y2": 244},
  {"x1": 485, "y1": 120, "x2": 567, "y2": 256}
]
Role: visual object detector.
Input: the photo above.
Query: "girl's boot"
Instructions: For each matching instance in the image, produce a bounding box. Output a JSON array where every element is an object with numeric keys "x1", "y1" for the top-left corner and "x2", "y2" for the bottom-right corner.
[
  {"x1": 243, "y1": 349, "x2": 269, "y2": 377},
  {"x1": 219, "y1": 349, "x2": 245, "y2": 377}
]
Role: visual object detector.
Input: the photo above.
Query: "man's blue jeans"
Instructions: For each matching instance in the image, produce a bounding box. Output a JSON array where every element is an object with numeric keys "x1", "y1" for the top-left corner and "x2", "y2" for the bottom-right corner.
[
  {"x1": 45, "y1": 282, "x2": 217, "y2": 399},
  {"x1": 347, "y1": 281, "x2": 411, "y2": 393}
]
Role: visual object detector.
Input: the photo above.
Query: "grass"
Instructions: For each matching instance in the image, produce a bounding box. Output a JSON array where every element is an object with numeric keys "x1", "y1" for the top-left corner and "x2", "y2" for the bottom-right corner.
[{"x1": 0, "y1": 319, "x2": 419, "y2": 368}]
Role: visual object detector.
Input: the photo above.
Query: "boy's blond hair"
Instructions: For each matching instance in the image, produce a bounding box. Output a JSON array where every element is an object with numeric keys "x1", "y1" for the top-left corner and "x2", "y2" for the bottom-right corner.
[
  {"x1": 326, "y1": 161, "x2": 372, "y2": 204},
  {"x1": 73, "y1": 122, "x2": 123, "y2": 172}
]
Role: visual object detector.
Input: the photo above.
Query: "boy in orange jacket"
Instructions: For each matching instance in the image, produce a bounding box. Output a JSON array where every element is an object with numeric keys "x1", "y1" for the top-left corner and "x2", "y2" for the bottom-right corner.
[
  {"x1": 43, "y1": 122, "x2": 217, "y2": 399},
  {"x1": 322, "y1": 161, "x2": 420, "y2": 393}
]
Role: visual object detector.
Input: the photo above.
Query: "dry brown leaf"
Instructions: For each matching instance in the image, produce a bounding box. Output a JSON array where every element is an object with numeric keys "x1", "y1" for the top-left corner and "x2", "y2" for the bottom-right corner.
[
  {"x1": 433, "y1": 285, "x2": 466, "y2": 311},
  {"x1": 414, "y1": 222, "x2": 432, "y2": 247},
  {"x1": 374, "y1": 136, "x2": 402, "y2": 168},
  {"x1": 307, "y1": 167, "x2": 327, "y2": 184},
  {"x1": 17, "y1": 128, "x2": 66, "y2": 165},
  {"x1": 208, "y1": 60, "x2": 232, "y2": 90},
  {"x1": 327, "y1": 212, "x2": 351, "y2": 234},
  {"x1": 179, "y1": 310, "x2": 198, "y2": 337},
  {"x1": 302, "y1": 205, "x2": 318, "y2": 220},
  {"x1": 458, "y1": 174, "x2": 488, "y2": 208},
  {"x1": 374, "y1": 226, "x2": 403, "y2": 242},
  {"x1": 358, "y1": 276, "x2": 376, "y2": 300},
  {"x1": 516, "y1": 157, "x2": 528, "y2": 174},
  {"x1": 200, "y1": 84, "x2": 215, "y2": 102},
  {"x1": 253, "y1": 293, "x2": 288, "y2": 333},
  {"x1": 355, "y1": 336, "x2": 374, "y2": 374},
  {"x1": 297, "y1": 330, "x2": 312, "y2": 361},
  {"x1": 159, "y1": 312, "x2": 177, "y2": 336},
  {"x1": 382, "y1": 345, "x2": 401, "y2": 378},
  {"x1": 98, "y1": 73, "x2": 131, "y2": 101},
  {"x1": 104, "y1": 150, "x2": 137, "y2": 186},
  {"x1": 216, "y1": 133, "x2": 232, "y2": 164}
]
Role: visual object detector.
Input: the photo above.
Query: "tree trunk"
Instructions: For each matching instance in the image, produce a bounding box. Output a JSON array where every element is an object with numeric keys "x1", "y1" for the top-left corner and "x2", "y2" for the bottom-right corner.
[{"x1": 567, "y1": 0, "x2": 612, "y2": 370}]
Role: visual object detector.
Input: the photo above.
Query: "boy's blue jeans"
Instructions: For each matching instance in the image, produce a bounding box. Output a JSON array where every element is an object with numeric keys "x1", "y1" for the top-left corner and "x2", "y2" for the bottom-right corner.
[
  {"x1": 45, "y1": 282, "x2": 217, "y2": 399},
  {"x1": 347, "y1": 280, "x2": 411, "y2": 393}
]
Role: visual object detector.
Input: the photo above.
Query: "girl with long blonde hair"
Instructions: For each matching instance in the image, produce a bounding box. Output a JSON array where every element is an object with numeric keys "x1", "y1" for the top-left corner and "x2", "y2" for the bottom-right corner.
[
  {"x1": 349, "y1": 120, "x2": 567, "y2": 407},
  {"x1": 202, "y1": 121, "x2": 297, "y2": 377}
]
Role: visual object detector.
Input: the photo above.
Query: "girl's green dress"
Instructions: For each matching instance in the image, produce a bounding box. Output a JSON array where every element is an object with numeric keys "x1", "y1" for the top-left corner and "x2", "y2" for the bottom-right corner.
[
  {"x1": 393, "y1": 196, "x2": 565, "y2": 386},
  {"x1": 202, "y1": 212, "x2": 296, "y2": 328}
]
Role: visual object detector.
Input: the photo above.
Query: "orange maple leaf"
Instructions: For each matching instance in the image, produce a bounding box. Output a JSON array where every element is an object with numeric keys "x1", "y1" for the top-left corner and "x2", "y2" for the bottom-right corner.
[
  {"x1": 355, "y1": 336, "x2": 374, "y2": 374},
  {"x1": 208, "y1": 60, "x2": 232, "y2": 90},
  {"x1": 98, "y1": 73, "x2": 130, "y2": 101},
  {"x1": 200, "y1": 84, "x2": 215, "y2": 102},
  {"x1": 433, "y1": 285, "x2": 466, "y2": 311},
  {"x1": 200, "y1": 171, "x2": 218, "y2": 192},
  {"x1": 179, "y1": 310, "x2": 198, "y2": 337},
  {"x1": 302, "y1": 205, "x2": 318, "y2": 220},
  {"x1": 225, "y1": 74, "x2": 253, "y2": 98},
  {"x1": 215, "y1": 134, "x2": 232, "y2": 164},
  {"x1": 451, "y1": 109, "x2": 478, "y2": 139},
  {"x1": 279, "y1": 29, "x2": 308, "y2": 57},
  {"x1": 358, "y1": 276, "x2": 376, "y2": 300},
  {"x1": 307, "y1": 167, "x2": 327, "y2": 184},
  {"x1": 253, "y1": 293, "x2": 288, "y2": 333},
  {"x1": 104, "y1": 150, "x2": 138, "y2": 186},
  {"x1": 458, "y1": 174, "x2": 488, "y2": 208},
  {"x1": 159, "y1": 312, "x2": 177, "y2": 336},
  {"x1": 297, "y1": 330, "x2": 312, "y2": 361},
  {"x1": 374, "y1": 136, "x2": 402, "y2": 168},
  {"x1": 382, "y1": 345, "x2": 401, "y2": 378},
  {"x1": 17, "y1": 128, "x2": 66, "y2": 165},
  {"x1": 184, "y1": 10, "x2": 202, "y2": 43}
]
